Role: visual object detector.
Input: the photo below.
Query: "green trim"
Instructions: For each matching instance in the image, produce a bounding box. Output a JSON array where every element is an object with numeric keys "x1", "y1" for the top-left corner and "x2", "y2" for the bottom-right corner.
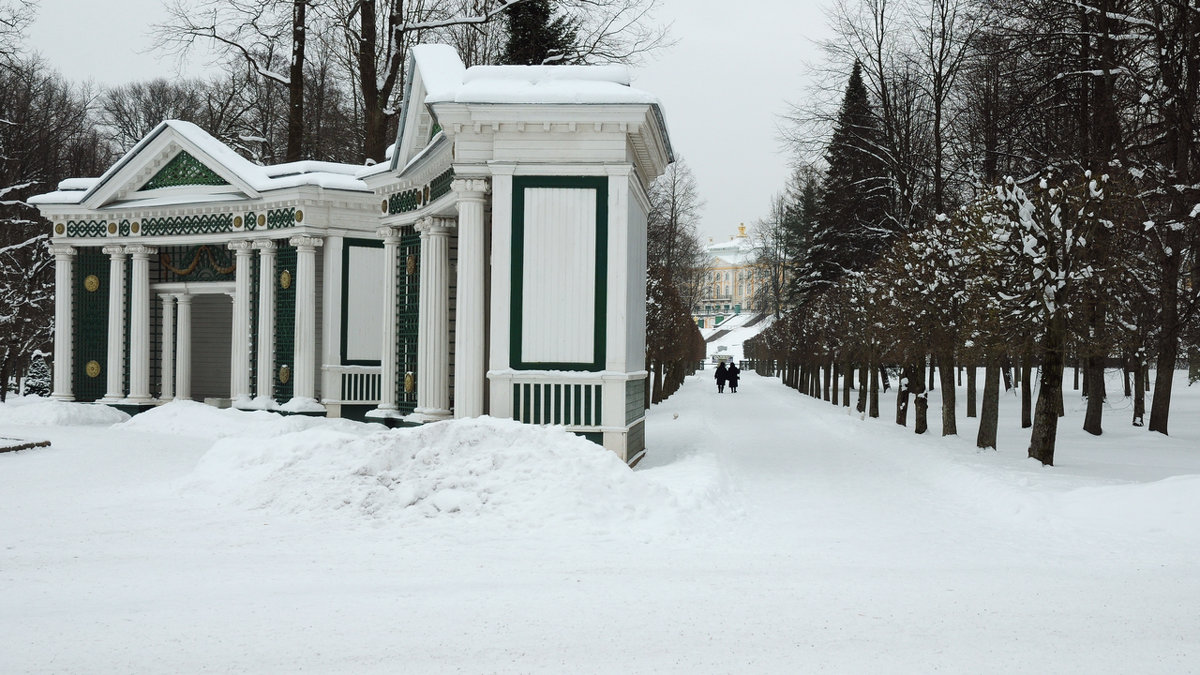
[
  {"x1": 340, "y1": 238, "x2": 384, "y2": 366},
  {"x1": 143, "y1": 213, "x2": 234, "y2": 237},
  {"x1": 140, "y1": 151, "x2": 229, "y2": 190},
  {"x1": 274, "y1": 244, "x2": 297, "y2": 401},
  {"x1": 65, "y1": 220, "x2": 108, "y2": 238},
  {"x1": 72, "y1": 248, "x2": 109, "y2": 402},
  {"x1": 510, "y1": 176, "x2": 608, "y2": 371}
]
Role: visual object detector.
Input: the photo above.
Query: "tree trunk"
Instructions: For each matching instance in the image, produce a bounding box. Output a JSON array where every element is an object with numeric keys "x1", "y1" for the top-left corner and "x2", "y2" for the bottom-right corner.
[
  {"x1": 869, "y1": 361, "x2": 879, "y2": 418},
  {"x1": 1133, "y1": 360, "x2": 1146, "y2": 427},
  {"x1": 928, "y1": 359, "x2": 936, "y2": 391},
  {"x1": 966, "y1": 365, "x2": 977, "y2": 418},
  {"x1": 878, "y1": 365, "x2": 890, "y2": 393},
  {"x1": 895, "y1": 363, "x2": 911, "y2": 426},
  {"x1": 1021, "y1": 359, "x2": 1032, "y2": 429},
  {"x1": 1083, "y1": 353, "x2": 1105, "y2": 436},
  {"x1": 285, "y1": 0, "x2": 307, "y2": 162},
  {"x1": 857, "y1": 363, "x2": 867, "y2": 413},
  {"x1": 977, "y1": 359, "x2": 1000, "y2": 449},
  {"x1": 1073, "y1": 358, "x2": 1080, "y2": 390},
  {"x1": 832, "y1": 363, "x2": 840, "y2": 406},
  {"x1": 843, "y1": 361, "x2": 852, "y2": 407},
  {"x1": 1001, "y1": 356, "x2": 1014, "y2": 391},
  {"x1": 1123, "y1": 360, "x2": 1132, "y2": 398},
  {"x1": 1029, "y1": 314, "x2": 1067, "y2": 466},
  {"x1": 652, "y1": 362, "x2": 664, "y2": 403},
  {"x1": 913, "y1": 355, "x2": 928, "y2": 434},
  {"x1": 1149, "y1": 251, "x2": 1180, "y2": 435},
  {"x1": 822, "y1": 362, "x2": 831, "y2": 401},
  {"x1": 939, "y1": 349, "x2": 956, "y2": 436}
]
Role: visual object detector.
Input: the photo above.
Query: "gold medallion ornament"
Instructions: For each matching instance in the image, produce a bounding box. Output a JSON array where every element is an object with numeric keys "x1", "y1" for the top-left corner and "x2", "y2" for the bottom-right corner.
[
  {"x1": 131, "y1": 222, "x2": 140, "y2": 234},
  {"x1": 55, "y1": 223, "x2": 65, "y2": 235},
  {"x1": 84, "y1": 274, "x2": 100, "y2": 292},
  {"x1": 85, "y1": 360, "x2": 101, "y2": 378},
  {"x1": 406, "y1": 255, "x2": 416, "y2": 276},
  {"x1": 404, "y1": 372, "x2": 415, "y2": 393},
  {"x1": 279, "y1": 269, "x2": 292, "y2": 290},
  {"x1": 107, "y1": 223, "x2": 117, "y2": 234},
  {"x1": 258, "y1": 214, "x2": 266, "y2": 228},
  {"x1": 279, "y1": 364, "x2": 291, "y2": 384},
  {"x1": 294, "y1": 209, "x2": 303, "y2": 223},
  {"x1": 234, "y1": 216, "x2": 243, "y2": 228},
  {"x1": 381, "y1": 199, "x2": 388, "y2": 213}
]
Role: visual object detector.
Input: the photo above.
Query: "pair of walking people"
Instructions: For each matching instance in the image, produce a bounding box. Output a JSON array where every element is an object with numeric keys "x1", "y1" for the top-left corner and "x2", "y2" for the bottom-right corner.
[{"x1": 715, "y1": 361, "x2": 740, "y2": 393}]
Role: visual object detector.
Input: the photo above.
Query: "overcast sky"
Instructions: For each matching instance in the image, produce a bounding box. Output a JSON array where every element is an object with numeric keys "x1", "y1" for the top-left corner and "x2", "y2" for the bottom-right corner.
[{"x1": 27, "y1": 0, "x2": 836, "y2": 244}]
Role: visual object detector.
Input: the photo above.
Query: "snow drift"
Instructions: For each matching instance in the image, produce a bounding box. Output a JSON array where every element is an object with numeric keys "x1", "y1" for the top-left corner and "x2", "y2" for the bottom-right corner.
[
  {"x1": 185, "y1": 415, "x2": 690, "y2": 529},
  {"x1": 0, "y1": 396, "x2": 130, "y2": 426}
]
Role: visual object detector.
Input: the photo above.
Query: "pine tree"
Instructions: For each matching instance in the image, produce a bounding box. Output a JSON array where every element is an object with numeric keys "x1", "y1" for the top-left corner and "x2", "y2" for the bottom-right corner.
[
  {"x1": 502, "y1": 0, "x2": 578, "y2": 65},
  {"x1": 792, "y1": 61, "x2": 889, "y2": 304}
]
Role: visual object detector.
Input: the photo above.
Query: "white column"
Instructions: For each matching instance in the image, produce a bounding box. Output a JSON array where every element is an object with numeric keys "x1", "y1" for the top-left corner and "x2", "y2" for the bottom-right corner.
[
  {"x1": 174, "y1": 293, "x2": 192, "y2": 401},
  {"x1": 101, "y1": 245, "x2": 127, "y2": 402},
  {"x1": 49, "y1": 243, "x2": 76, "y2": 400},
  {"x1": 414, "y1": 217, "x2": 454, "y2": 420},
  {"x1": 376, "y1": 227, "x2": 401, "y2": 413},
  {"x1": 253, "y1": 240, "x2": 277, "y2": 401},
  {"x1": 289, "y1": 235, "x2": 323, "y2": 404},
  {"x1": 125, "y1": 245, "x2": 156, "y2": 403},
  {"x1": 228, "y1": 240, "x2": 255, "y2": 403},
  {"x1": 159, "y1": 293, "x2": 175, "y2": 401},
  {"x1": 452, "y1": 178, "x2": 490, "y2": 418}
]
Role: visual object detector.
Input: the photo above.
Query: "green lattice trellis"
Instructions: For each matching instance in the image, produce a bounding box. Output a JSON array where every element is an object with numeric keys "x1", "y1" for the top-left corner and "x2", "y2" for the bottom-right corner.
[
  {"x1": 65, "y1": 220, "x2": 108, "y2": 238},
  {"x1": 274, "y1": 243, "x2": 297, "y2": 402},
  {"x1": 141, "y1": 151, "x2": 230, "y2": 190},
  {"x1": 73, "y1": 248, "x2": 109, "y2": 402},
  {"x1": 430, "y1": 168, "x2": 454, "y2": 201},
  {"x1": 267, "y1": 208, "x2": 295, "y2": 230},
  {"x1": 388, "y1": 189, "x2": 421, "y2": 215},
  {"x1": 157, "y1": 245, "x2": 237, "y2": 283},
  {"x1": 397, "y1": 228, "x2": 420, "y2": 413},
  {"x1": 142, "y1": 213, "x2": 234, "y2": 237},
  {"x1": 249, "y1": 254, "x2": 259, "y2": 395}
]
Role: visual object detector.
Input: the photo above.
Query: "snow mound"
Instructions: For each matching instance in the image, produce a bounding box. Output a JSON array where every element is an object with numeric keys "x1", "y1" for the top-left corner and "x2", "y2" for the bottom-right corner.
[
  {"x1": 121, "y1": 400, "x2": 368, "y2": 440},
  {"x1": 0, "y1": 397, "x2": 130, "y2": 426},
  {"x1": 188, "y1": 416, "x2": 680, "y2": 528},
  {"x1": 1059, "y1": 475, "x2": 1200, "y2": 537}
]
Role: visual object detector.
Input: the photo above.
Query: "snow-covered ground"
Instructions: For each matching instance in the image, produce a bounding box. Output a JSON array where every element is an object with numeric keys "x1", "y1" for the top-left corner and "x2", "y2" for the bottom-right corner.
[{"x1": 2, "y1": 367, "x2": 1198, "y2": 673}]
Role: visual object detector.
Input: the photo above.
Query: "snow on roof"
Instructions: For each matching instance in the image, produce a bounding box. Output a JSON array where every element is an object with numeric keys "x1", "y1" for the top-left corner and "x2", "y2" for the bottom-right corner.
[
  {"x1": 411, "y1": 43, "x2": 468, "y2": 101},
  {"x1": 426, "y1": 63, "x2": 659, "y2": 106},
  {"x1": 31, "y1": 120, "x2": 371, "y2": 207}
]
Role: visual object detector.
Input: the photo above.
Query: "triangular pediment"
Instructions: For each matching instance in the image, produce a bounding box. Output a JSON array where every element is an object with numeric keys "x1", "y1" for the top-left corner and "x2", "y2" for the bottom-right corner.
[
  {"x1": 140, "y1": 151, "x2": 231, "y2": 190},
  {"x1": 81, "y1": 120, "x2": 262, "y2": 209},
  {"x1": 391, "y1": 45, "x2": 464, "y2": 171}
]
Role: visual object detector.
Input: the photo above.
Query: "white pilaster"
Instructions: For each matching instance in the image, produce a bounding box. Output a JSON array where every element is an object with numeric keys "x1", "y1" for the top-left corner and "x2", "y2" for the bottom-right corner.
[
  {"x1": 229, "y1": 240, "x2": 255, "y2": 403},
  {"x1": 376, "y1": 227, "x2": 402, "y2": 413},
  {"x1": 289, "y1": 235, "x2": 323, "y2": 405},
  {"x1": 124, "y1": 244, "x2": 157, "y2": 403},
  {"x1": 174, "y1": 293, "x2": 192, "y2": 401},
  {"x1": 253, "y1": 240, "x2": 277, "y2": 401},
  {"x1": 49, "y1": 243, "x2": 76, "y2": 401},
  {"x1": 100, "y1": 245, "x2": 127, "y2": 402},
  {"x1": 452, "y1": 177, "x2": 490, "y2": 418},
  {"x1": 487, "y1": 168, "x2": 515, "y2": 419},
  {"x1": 159, "y1": 293, "x2": 175, "y2": 401},
  {"x1": 413, "y1": 217, "x2": 455, "y2": 421}
]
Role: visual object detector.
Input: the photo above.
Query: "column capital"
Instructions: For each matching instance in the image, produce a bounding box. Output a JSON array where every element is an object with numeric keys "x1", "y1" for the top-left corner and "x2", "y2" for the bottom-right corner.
[
  {"x1": 124, "y1": 244, "x2": 158, "y2": 258},
  {"x1": 157, "y1": 292, "x2": 176, "y2": 303},
  {"x1": 173, "y1": 292, "x2": 193, "y2": 304},
  {"x1": 101, "y1": 245, "x2": 127, "y2": 257},
  {"x1": 47, "y1": 243, "x2": 76, "y2": 257},
  {"x1": 415, "y1": 216, "x2": 456, "y2": 236},
  {"x1": 451, "y1": 178, "x2": 490, "y2": 201},
  {"x1": 376, "y1": 226, "x2": 402, "y2": 243},
  {"x1": 288, "y1": 235, "x2": 324, "y2": 250},
  {"x1": 228, "y1": 239, "x2": 256, "y2": 253},
  {"x1": 252, "y1": 239, "x2": 278, "y2": 251}
]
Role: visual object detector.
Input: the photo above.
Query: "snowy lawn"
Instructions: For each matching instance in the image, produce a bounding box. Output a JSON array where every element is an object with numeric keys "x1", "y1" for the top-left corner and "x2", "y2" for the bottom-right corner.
[{"x1": 1, "y1": 372, "x2": 1197, "y2": 673}]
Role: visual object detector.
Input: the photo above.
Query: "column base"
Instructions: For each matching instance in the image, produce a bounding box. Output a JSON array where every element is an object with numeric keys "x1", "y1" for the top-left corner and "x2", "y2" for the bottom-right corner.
[
  {"x1": 279, "y1": 397, "x2": 327, "y2": 415},
  {"x1": 50, "y1": 393, "x2": 75, "y2": 402},
  {"x1": 407, "y1": 407, "x2": 452, "y2": 424}
]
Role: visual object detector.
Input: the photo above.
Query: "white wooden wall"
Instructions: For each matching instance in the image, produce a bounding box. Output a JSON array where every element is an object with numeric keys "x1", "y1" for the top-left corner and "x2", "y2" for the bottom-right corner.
[{"x1": 520, "y1": 187, "x2": 597, "y2": 364}]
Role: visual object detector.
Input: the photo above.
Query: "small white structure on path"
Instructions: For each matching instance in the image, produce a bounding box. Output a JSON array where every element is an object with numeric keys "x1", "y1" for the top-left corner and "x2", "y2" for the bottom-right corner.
[{"x1": 31, "y1": 45, "x2": 673, "y2": 462}]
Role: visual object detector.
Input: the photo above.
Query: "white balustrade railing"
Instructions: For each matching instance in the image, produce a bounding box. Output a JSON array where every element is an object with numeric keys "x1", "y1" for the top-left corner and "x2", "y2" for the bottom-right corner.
[{"x1": 322, "y1": 364, "x2": 383, "y2": 405}]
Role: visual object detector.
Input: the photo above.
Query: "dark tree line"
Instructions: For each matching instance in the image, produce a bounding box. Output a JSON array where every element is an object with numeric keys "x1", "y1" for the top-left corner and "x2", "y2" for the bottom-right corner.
[{"x1": 753, "y1": 0, "x2": 1200, "y2": 466}]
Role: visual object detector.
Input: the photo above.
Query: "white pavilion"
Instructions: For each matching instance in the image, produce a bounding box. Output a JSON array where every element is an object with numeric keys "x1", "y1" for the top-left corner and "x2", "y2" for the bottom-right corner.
[{"x1": 31, "y1": 44, "x2": 673, "y2": 463}]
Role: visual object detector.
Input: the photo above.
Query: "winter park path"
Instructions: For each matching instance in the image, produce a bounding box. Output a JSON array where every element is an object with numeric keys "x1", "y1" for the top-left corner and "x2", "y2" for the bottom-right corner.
[{"x1": 1, "y1": 372, "x2": 1198, "y2": 672}]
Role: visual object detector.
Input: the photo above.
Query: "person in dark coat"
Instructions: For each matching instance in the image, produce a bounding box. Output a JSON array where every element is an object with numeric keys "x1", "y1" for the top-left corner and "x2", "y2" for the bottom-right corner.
[
  {"x1": 727, "y1": 363, "x2": 741, "y2": 393},
  {"x1": 715, "y1": 362, "x2": 728, "y2": 393}
]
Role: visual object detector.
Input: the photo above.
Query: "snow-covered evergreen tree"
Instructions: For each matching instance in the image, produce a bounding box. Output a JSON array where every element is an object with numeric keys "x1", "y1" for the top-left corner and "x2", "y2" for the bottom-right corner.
[{"x1": 502, "y1": 0, "x2": 578, "y2": 65}]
